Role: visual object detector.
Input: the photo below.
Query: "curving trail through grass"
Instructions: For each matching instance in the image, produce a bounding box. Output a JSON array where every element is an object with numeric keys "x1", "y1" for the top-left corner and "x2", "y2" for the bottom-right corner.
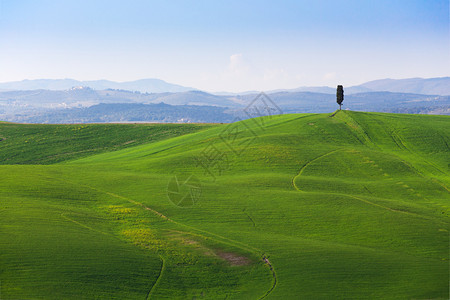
[
  {"x1": 146, "y1": 256, "x2": 165, "y2": 300},
  {"x1": 258, "y1": 255, "x2": 277, "y2": 300},
  {"x1": 292, "y1": 151, "x2": 447, "y2": 222},
  {"x1": 291, "y1": 148, "x2": 341, "y2": 192}
]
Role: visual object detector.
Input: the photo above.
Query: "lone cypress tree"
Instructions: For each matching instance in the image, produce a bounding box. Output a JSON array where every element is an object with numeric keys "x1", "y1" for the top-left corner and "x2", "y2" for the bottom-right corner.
[{"x1": 336, "y1": 85, "x2": 344, "y2": 110}]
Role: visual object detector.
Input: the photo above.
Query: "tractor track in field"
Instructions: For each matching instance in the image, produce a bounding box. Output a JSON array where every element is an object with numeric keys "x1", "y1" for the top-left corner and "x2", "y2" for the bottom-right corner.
[
  {"x1": 54, "y1": 177, "x2": 278, "y2": 299},
  {"x1": 292, "y1": 148, "x2": 341, "y2": 191},
  {"x1": 60, "y1": 213, "x2": 110, "y2": 236},
  {"x1": 292, "y1": 149, "x2": 448, "y2": 224},
  {"x1": 146, "y1": 255, "x2": 165, "y2": 300},
  {"x1": 389, "y1": 129, "x2": 449, "y2": 191},
  {"x1": 334, "y1": 111, "x2": 377, "y2": 148},
  {"x1": 258, "y1": 255, "x2": 277, "y2": 300},
  {"x1": 243, "y1": 208, "x2": 256, "y2": 227}
]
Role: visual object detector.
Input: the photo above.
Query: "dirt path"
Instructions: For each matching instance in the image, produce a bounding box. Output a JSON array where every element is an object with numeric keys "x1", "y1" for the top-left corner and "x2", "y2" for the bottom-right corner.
[{"x1": 258, "y1": 255, "x2": 277, "y2": 299}]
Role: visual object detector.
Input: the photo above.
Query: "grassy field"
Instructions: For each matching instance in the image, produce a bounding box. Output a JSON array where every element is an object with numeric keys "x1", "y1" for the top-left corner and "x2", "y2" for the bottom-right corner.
[
  {"x1": 0, "y1": 110, "x2": 449, "y2": 299},
  {"x1": 0, "y1": 123, "x2": 216, "y2": 164}
]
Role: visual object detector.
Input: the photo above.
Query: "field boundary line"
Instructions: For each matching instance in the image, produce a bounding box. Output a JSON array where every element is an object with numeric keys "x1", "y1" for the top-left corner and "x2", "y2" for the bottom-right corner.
[
  {"x1": 335, "y1": 111, "x2": 377, "y2": 147},
  {"x1": 291, "y1": 150, "x2": 448, "y2": 223},
  {"x1": 344, "y1": 194, "x2": 434, "y2": 220},
  {"x1": 60, "y1": 213, "x2": 110, "y2": 236},
  {"x1": 386, "y1": 145, "x2": 450, "y2": 193},
  {"x1": 292, "y1": 148, "x2": 341, "y2": 191},
  {"x1": 101, "y1": 189, "x2": 263, "y2": 253},
  {"x1": 146, "y1": 255, "x2": 165, "y2": 300},
  {"x1": 389, "y1": 128, "x2": 448, "y2": 188}
]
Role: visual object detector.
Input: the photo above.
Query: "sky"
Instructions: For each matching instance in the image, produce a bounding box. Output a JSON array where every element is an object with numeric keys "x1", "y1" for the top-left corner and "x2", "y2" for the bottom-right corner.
[{"x1": 0, "y1": 0, "x2": 448, "y2": 92}]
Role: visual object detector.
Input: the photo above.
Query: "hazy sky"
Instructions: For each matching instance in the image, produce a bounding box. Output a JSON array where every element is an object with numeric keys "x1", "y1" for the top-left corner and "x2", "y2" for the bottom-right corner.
[{"x1": 0, "y1": 0, "x2": 448, "y2": 92}]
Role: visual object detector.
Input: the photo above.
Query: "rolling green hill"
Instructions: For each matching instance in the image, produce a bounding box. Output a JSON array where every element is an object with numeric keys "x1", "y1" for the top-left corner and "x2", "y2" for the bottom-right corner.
[
  {"x1": 1, "y1": 111, "x2": 449, "y2": 299},
  {"x1": 0, "y1": 122, "x2": 216, "y2": 164}
]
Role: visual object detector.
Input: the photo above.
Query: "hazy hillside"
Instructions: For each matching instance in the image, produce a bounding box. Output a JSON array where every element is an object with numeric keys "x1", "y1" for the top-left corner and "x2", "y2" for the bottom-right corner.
[
  {"x1": 154, "y1": 90, "x2": 238, "y2": 107},
  {"x1": 0, "y1": 87, "x2": 236, "y2": 108},
  {"x1": 1, "y1": 87, "x2": 449, "y2": 123},
  {"x1": 219, "y1": 77, "x2": 450, "y2": 96},
  {"x1": 359, "y1": 77, "x2": 450, "y2": 95},
  {"x1": 1, "y1": 77, "x2": 449, "y2": 96},
  {"x1": 0, "y1": 78, "x2": 194, "y2": 93},
  {"x1": 12, "y1": 103, "x2": 234, "y2": 124},
  {"x1": 234, "y1": 91, "x2": 450, "y2": 114}
]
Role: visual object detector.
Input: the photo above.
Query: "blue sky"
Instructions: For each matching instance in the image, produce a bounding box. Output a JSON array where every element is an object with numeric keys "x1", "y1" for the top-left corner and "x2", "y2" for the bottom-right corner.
[{"x1": 0, "y1": 0, "x2": 448, "y2": 92}]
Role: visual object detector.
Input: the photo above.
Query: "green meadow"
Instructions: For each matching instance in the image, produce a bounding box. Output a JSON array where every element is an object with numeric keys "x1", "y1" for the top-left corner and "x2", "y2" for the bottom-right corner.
[{"x1": 0, "y1": 110, "x2": 449, "y2": 299}]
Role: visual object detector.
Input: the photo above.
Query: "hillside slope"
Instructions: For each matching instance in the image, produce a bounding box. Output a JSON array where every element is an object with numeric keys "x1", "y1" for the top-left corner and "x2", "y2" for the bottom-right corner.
[
  {"x1": 1, "y1": 111, "x2": 449, "y2": 299},
  {"x1": 0, "y1": 122, "x2": 216, "y2": 164}
]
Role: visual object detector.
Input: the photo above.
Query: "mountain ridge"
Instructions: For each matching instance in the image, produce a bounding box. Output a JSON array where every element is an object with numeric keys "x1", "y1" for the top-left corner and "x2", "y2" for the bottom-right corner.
[
  {"x1": 0, "y1": 78, "x2": 195, "y2": 93},
  {"x1": 0, "y1": 77, "x2": 449, "y2": 95}
]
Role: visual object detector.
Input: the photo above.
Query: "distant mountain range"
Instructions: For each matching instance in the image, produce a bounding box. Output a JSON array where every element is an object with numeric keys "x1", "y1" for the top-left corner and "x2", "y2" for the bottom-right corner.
[
  {"x1": 0, "y1": 78, "x2": 194, "y2": 93},
  {"x1": 0, "y1": 77, "x2": 449, "y2": 123},
  {"x1": 1, "y1": 87, "x2": 448, "y2": 123},
  {"x1": 0, "y1": 77, "x2": 449, "y2": 95},
  {"x1": 0, "y1": 87, "x2": 240, "y2": 108},
  {"x1": 357, "y1": 77, "x2": 450, "y2": 95},
  {"x1": 233, "y1": 91, "x2": 449, "y2": 114},
  {"x1": 260, "y1": 77, "x2": 450, "y2": 95},
  {"x1": 14, "y1": 103, "x2": 234, "y2": 124}
]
